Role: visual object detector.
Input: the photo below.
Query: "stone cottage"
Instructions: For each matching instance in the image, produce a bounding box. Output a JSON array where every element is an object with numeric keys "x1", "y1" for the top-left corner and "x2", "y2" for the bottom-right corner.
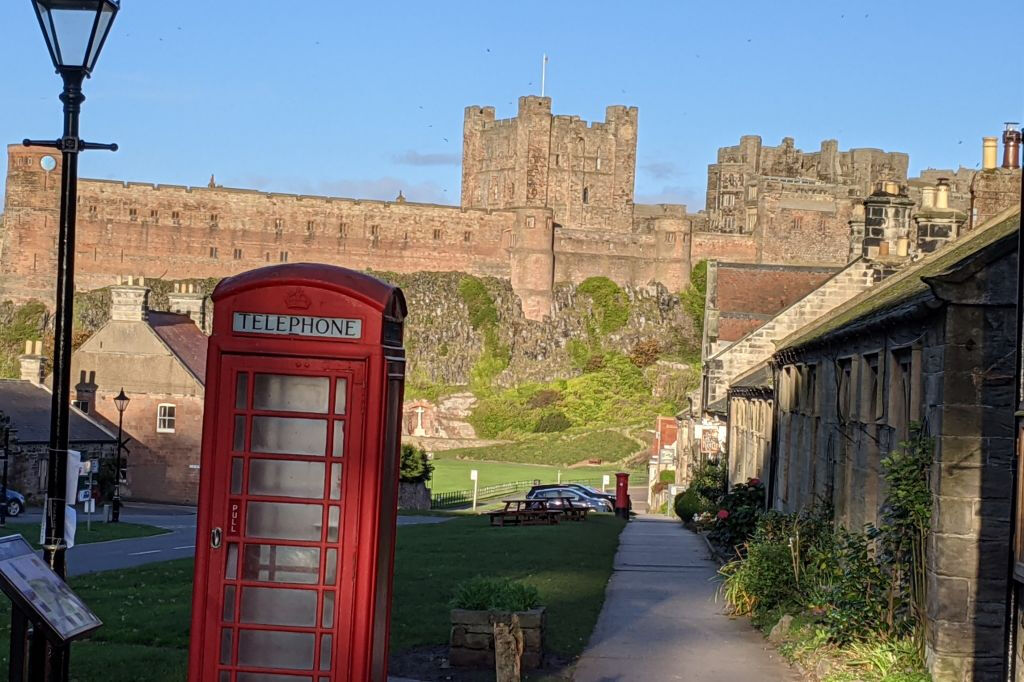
[
  {"x1": 0, "y1": 343, "x2": 116, "y2": 498},
  {"x1": 763, "y1": 205, "x2": 1020, "y2": 680},
  {"x1": 67, "y1": 278, "x2": 208, "y2": 503}
]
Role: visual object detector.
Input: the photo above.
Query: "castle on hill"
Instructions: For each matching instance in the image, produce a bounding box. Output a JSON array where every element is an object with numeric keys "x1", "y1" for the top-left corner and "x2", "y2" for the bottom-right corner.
[{"x1": 0, "y1": 94, "x2": 976, "y2": 319}]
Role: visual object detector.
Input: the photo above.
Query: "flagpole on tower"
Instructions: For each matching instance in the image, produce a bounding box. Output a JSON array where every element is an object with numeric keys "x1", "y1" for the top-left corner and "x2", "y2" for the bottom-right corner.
[{"x1": 541, "y1": 54, "x2": 548, "y2": 97}]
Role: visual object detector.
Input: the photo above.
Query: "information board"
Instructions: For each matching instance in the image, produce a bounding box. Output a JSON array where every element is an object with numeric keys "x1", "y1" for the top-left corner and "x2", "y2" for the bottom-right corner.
[{"x1": 0, "y1": 536, "x2": 101, "y2": 643}]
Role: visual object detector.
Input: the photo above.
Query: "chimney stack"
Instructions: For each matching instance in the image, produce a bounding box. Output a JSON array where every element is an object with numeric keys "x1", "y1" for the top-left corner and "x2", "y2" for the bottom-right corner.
[
  {"x1": 168, "y1": 282, "x2": 211, "y2": 335},
  {"x1": 19, "y1": 340, "x2": 46, "y2": 385},
  {"x1": 1002, "y1": 122, "x2": 1021, "y2": 169},
  {"x1": 983, "y1": 136, "x2": 999, "y2": 170},
  {"x1": 110, "y1": 275, "x2": 150, "y2": 322},
  {"x1": 935, "y1": 178, "x2": 950, "y2": 209}
]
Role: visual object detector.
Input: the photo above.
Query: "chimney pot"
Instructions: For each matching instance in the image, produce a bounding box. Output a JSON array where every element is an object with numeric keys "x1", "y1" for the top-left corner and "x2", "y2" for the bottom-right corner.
[
  {"x1": 983, "y1": 136, "x2": 999, "y2": 170},
  {"x1": 921, "y1": 186, "x2": 935, "y2": 208},
  {"x1": 1003, "y1": 122, "x2": 1021, "y2": 169},
  {"x1": 935, "y1": 178, "x2": 950, "y2": 209}
]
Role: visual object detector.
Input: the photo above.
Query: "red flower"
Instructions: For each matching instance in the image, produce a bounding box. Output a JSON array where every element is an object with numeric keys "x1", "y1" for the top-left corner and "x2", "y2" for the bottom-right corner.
[
  {"x1": 717, "y1": 509, "x2": 730, "y2": 520},
  {"x1": 748, "y1": 477, "x2": 761, "y2": 486}
]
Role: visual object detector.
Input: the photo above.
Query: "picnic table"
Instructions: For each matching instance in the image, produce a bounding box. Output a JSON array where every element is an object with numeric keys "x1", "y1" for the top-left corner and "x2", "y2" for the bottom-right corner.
[
  {"x1": 487, "y1": 498, "x2": 561, "y2": 526},
  {"x1": 486, "y1": 496, "x2": 590, "y2": 526}
]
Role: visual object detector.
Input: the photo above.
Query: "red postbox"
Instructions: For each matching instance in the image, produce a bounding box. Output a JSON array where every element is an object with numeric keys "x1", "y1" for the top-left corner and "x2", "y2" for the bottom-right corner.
[
  {"x1": 187, "y1": 263, "x2": 407, "y2": 682},
  {"x1": 614, "y1": 472, "x2": 630, "y2": 520}
]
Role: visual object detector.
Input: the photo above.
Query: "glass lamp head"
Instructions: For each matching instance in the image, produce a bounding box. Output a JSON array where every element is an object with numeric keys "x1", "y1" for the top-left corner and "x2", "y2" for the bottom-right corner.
[{"x1": 32, "y1": 0, "x2": 120, "y2": 76}]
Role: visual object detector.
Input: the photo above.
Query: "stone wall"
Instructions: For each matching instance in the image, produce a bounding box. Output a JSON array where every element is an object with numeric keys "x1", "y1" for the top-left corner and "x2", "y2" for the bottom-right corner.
[
  {"x1": 10, "y1": 441, "x2": 116, "y2": 501},
  {"x1": 449, "y1": 608, "x2": 545, "y2": 669}
]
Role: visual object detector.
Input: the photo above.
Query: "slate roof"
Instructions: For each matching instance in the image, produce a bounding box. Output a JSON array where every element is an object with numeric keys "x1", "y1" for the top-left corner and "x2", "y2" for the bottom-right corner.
[
  {"x1": 777, "y1": 206, "x2": 1021, "y2": 353},
  {"x1": 0, "y1": 380, "x2": 116, "y2": 445},
  {"x1": 147, "y1": 312, "x2": 208, "y2": 384}
]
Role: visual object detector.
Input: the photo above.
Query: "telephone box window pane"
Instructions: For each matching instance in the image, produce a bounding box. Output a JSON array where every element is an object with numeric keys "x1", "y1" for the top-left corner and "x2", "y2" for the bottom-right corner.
[
  {"x1": 248, "y1": 459, "x2": 325, "y2": 499},
  {"x1": 254, "y1": 374, "x2": 329, "y2": 414},
  {"x1": 225, "y1": 543, "x2": 239, "y2": 579},
  {"x1": 246, "y1": 501, "x2": 323, "y2": 541},
  {"x1": 325, "y1": 549, "x2": 337, "y2": 585},
  {"x1": 235, "y1": 373, "x2": 248, "y2": 409},
  {"x1": 238, "y1": 675, "x2": 313, "y2": 682},
  {"x1": 230, "y1": 458, "x2": 244, "y2": 494},
  {"x1": 334, "y1": 379, "x2": 347, "y2": 414},
  {"x1": 242, "y1": 544, "x2": 320, "y2": 584},
  {"x1": 240, "y1": 586, "x2": 317, "y2": 627},
  {"x1": 223, "y1": 585, "x2": 236, "y2": 622},
  {"x1": 322, "y1": 592, "x2": 334, "y2": 628},
  {"x1": 319, "y1": 634, "x2": 332, "y2": 670},
  {"x1": 332, "y1": 424, "x2": 344, "y2": 458},
  {"x1": 220, "y1": 628, "x2": 232, "y2": 665},
  {"x1": 219, "y1": 672, "x2": 230, "y2": 682},
  {"x1": 329, "y1": 463, "x2": 342, "y2": 500},
  {"x1": 237, "y1": 629, "x2": 315, "y2": 670},
  {"x1": 252, "y1": 417, "x2": 327, "y2": 456},
  {"x1": 233, "y1": 416, "x2": 246, "y2": 452},
  {"x1": 327, "y1": 507, "x2": 340, "y2": 542}
]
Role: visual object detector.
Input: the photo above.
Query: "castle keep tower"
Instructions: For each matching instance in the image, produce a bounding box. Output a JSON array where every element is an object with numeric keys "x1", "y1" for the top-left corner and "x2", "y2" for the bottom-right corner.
[{"x1": 462, "y1": 96, "x2": 639, "y2": 232}]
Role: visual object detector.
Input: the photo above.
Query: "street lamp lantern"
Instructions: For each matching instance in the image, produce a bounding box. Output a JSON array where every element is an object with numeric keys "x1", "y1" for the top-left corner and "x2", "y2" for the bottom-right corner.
[
  {"x1": 113, "y1": 388, "x2": 129, "y2": 414},
  {"x1": 32, "y1": 0, "x2": 120, "y2": 76}
]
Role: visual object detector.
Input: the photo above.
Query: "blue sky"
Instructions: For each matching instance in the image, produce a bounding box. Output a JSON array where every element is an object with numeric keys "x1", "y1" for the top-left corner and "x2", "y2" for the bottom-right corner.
[{"x1": 1, "y1": 1, "x2": 1021, "y2": 209}]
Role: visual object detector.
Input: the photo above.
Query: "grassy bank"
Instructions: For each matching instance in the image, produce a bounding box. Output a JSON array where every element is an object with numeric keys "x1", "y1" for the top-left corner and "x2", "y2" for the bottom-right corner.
[
  {"x1": 0, "y1": 515, "x2": 625, "y2": 679},
  {"x1": 429, "y1": 459, "x2": 634, "y2": 494},
  {"x1": 437, "y1": 429, "x2": 641, "y2": 468}
]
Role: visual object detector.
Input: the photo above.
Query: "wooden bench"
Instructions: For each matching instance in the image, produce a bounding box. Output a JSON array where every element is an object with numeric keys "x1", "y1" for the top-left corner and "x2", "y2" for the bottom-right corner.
[{"x1": 487, "y1": 499, "x2": 561, "y2": 526}]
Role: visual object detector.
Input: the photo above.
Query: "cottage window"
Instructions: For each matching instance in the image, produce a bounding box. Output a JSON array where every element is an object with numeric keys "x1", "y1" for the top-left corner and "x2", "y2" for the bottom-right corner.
[
  {"x1": 804, "y1": 364, "x2": 818, "y2": 415},
  {"x1": 157, "y1": 404, "x2": 176, "y2": 433},
  {"x1": 862, "y1": 353, "x2": 883, "y2": 422},
  {"x1": 837, "y1": 358, "x2": 853, "y2": 421},
  {"x1": 71, "y1": 400, "x2": 89, "y2": 414},
  {"x1": 888, "y1": 349, "x2": 916, "y2": 441}
]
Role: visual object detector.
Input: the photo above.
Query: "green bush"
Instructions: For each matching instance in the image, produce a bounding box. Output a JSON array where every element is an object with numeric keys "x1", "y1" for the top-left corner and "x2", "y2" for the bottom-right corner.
[
  {"x1": 719, "y1": 538, "x2": 797, "y2": 616},
  {"x1": 708, "y1": 478, "x2": 765, "y2": 549},
  {"x1": 399, "y1": 444, "x2": 434, "y2": 484},
  {"x1": 450, "y1": 577, "x2": 541, "y2": 612},
  {"x1": 674, "y1": 489, "x2": 706, "y2": 522},
  {"x1": 439, "y1": 429, "x2": 639, "y2": 467},
  {"x1": 533, "y1": 410, "x2": 571, "y2": 433},
  {"x1": 691, "y1": 457, "x2": 727, "y2": 505},
  {"x1": 658, "y1": 469, "x2": 676, "y2": 484},
  {"x1": 577, "y1": 276, "x2": 631, "y2": 335},
  {"x1": 680, "y1": 260, "x2": 708, "y2": 336}
]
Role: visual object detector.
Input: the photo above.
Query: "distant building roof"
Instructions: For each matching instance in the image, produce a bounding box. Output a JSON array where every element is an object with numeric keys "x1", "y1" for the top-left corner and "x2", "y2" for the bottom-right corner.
[
  {"x1": 147, "y1": 311, "x2": 208, "y2": 384},
  {"x1": 0, "y1": 380, "x2": 116, "y2": 445},
  {"x1": 727, "y1": 364, "x2": 773, "y2": 399},
  {"x1": 777, "y1": 205, "x2": 1021, "y2": 353}
]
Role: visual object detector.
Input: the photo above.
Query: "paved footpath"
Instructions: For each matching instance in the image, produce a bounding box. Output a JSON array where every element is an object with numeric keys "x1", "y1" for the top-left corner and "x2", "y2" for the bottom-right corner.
[{"x1": 574, "y1": 515, "x2": 800, "y2": 682}]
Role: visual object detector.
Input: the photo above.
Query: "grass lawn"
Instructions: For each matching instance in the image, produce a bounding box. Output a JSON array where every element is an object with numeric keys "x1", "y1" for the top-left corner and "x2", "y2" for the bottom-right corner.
[
  {"x1": 0, "y1": 515, "x2": 624, "y2": 679},
  {"x1": 0, "y1": 521, "x2": 167, "y2": 549},
  {"x1": 437, "y1": 429, "x2": 641, "y2": 468},
  {"x1": 429, "y1": 458, "x2": 635, "y2": 494}
]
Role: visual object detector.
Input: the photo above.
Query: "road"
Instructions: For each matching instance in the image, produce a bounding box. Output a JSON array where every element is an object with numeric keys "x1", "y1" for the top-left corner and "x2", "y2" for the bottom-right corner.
[{"x1": 14, "y1": 502, "x2": 451, "y2": 576}]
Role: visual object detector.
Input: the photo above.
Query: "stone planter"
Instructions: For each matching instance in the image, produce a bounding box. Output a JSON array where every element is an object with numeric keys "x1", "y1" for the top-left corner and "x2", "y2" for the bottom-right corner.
[
  {"x1": 398, "y1": 481, "x2": 430, "y2": 510},
  {"x1": 449, "y1": 607, "x2": 545, "y2": 669}
]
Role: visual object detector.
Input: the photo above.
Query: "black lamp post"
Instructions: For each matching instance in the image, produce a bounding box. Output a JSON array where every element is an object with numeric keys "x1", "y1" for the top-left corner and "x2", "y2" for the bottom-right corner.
[
  {"x1": 23, "y1": 0, "x2": 120, "y2": 582},
  {"x1": 111, "y1": 388, "x2": 129, "y2": 522}
]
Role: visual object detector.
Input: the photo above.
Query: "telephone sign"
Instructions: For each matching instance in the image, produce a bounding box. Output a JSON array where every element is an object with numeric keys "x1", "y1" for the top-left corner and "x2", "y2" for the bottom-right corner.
[{"x1": 187, "y1": 264, "x2": 407, "y2": 682}]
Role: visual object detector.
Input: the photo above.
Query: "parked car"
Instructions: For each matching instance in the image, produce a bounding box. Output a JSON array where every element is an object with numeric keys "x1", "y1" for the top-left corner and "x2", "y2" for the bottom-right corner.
[
  {"x1": 530, "y1": 482, "x2": 615, "y2": 504},
  {"x1": 3, "y1": 489, "x2": 25, "y2": 517},
  {"x1": 526, "y1": 486, "x2": 613, "y2": 512}
]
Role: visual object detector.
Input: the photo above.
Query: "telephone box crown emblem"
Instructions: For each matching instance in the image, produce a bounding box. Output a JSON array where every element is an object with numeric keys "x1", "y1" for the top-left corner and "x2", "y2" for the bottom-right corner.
[{"x1": 285, "y1": 288, "x2": 311, "y2": 310}]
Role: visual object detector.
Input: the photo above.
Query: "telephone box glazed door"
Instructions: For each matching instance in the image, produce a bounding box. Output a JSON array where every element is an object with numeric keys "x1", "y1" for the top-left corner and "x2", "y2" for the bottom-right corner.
[{"x1": 199, "y1": 354, "x2": 364, "y2": 682}]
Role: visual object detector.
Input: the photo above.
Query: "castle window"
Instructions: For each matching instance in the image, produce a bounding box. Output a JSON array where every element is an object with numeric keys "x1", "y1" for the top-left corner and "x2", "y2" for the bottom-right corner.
[
  {"x1": 210, "y1": 213, "x2": 219, "y2": 226},
  {"x1": 664, "y1": 232, "x2": 676, "y2": 244},
  {"x1": 172, "y1": 210, "x2": 181, "y2": 224},
  {"x1": 596, "y1": 157, "x2": 602, "y2": 171},
  {"x1": 747, "y1": 185, "x2": 757, "y2": 200},
  {"x1": 280, "y1": 251, "x2": 289, "y2": 263},
  {"x1": 274, "y1": 218, "x2": 284, "y2": 232},
  {"x1": 526, "y1": 216, "x2": 535, "y2": 229},
  {"x1": 370, "y1": 225, "x2": 380, "y2": 238},
  {"x1": 582, "y1": 187, "x2": 589, "y2": 204},
  {"x1": 793, "y1": 216, "x2": 803, "y2": 231},
  {"x1": 339, "y1": 222, "x2": 348, "y2": 238},
  {"x1": 722, "y1": 194, "x2": 735, "y2": 208},
  {"x1": 209, "y1": 247, "x2": 218, "y2": 259},
  {"x1": 554, "y1": 154, "x2": 560, "y2": 167},
  {"x1": 128, "y1": 208, "x2": 137, "y2": 221},
  {"x1": 433, "y1": 229, "x2": 441, "y2": 240},
  {"x1": 724, "y1": 215, "x2": 736, "y2": 230},
  {"x1": 509, "y1": 233, "x2": 517, "y2": 248},
  {"x1": 157, "y1": 404, "x2": 176, "y2": 433},
  {"x1": 265, "y1": 252, "x2": 271, "y2": 262},
  {"x1": 307, "y1": 220, "x2": 315, "y2": 233},
  {"x1": 233, "y1": 248, "x2": 242, "y2": 260},
  {"x1": 463, "y1": 231, "x2": 472, "y2": 243},
  {"x1": 88, "y1": 205, "x2": 97, "y2": 217}
]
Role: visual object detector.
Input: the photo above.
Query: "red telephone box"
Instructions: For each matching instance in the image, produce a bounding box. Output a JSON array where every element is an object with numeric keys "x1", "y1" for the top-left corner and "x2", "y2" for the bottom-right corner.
[{"x1": 187, "y1": 263, "x2": 407, "y2": 682}]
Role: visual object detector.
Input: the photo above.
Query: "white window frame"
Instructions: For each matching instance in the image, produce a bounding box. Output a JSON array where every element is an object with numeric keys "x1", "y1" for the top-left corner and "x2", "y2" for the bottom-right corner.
[{"x1": 157, "y1": 403, "x2": 176, "y2": 433}]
